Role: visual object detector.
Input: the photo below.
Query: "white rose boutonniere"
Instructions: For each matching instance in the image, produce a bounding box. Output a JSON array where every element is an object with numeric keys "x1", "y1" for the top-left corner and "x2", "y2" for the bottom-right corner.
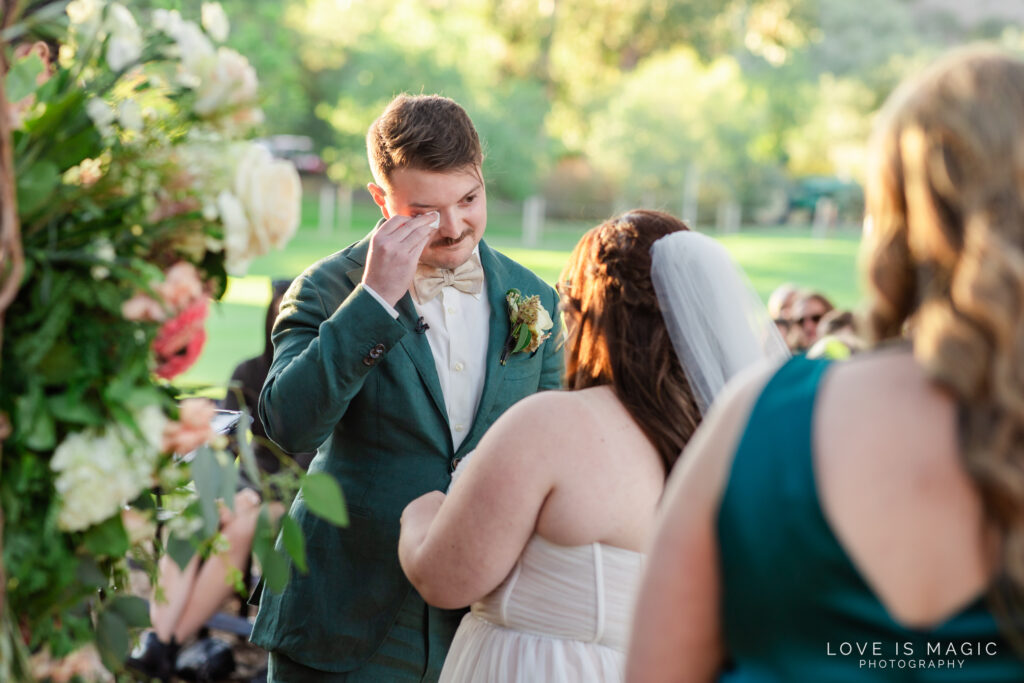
[{"x1": 500, "y1": 288, "x2": 554, "y2": 365}]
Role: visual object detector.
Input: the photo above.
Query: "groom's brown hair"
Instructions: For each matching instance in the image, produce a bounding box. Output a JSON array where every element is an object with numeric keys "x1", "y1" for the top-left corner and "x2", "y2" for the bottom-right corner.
[
  {"x1": 559, "y1": 210, "x2": 702, "y2": 473},
  {"x1": 367, "y1": 94, "x2": 484, "y2": 186}
]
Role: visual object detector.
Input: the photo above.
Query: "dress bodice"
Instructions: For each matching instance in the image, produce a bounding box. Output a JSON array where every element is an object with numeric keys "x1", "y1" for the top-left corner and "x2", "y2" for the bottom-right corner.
[
  {"x1": 718, "y1": 355, "x2": 1024, "y2": 682},
  {"x1": 471, "y1": 535, "x2": 644, "y2": 652}
]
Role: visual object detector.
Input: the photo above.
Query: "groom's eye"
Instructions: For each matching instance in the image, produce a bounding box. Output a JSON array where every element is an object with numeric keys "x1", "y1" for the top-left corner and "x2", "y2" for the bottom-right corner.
[{"x1": 461, "y1": 194, "x2": 476, "y2": 204}]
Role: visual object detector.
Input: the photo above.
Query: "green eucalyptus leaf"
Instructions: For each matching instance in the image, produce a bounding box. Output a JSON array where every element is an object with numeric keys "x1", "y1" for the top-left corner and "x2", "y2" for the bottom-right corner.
[
  {"x1": 300, "y1": 473, "x2": 348, "y2": 527},
  {"x1": 5, "y1": 53, "x2": 44, "y2": 103},
  {"x1": 166, "y1": 533, "x2": 198, "y2": 571},
  {"x1": 109, "y1": 595, "x2": 150, "y2": 629},
  {"x1": 190, "y1": 446, "x2": 224, "y2": 537},
  {"x1": 83, "y1": 513, "x2": 129, "y2": 558},
  {"x1": 252, "y1": 507, "x2": 289, "y2": 593},
  {"x1": 235, "y1": 408, "x2": 261, "y2": 487},
  {"x1": 280, "y1": 515, "x2": 307, "y2": 574}
]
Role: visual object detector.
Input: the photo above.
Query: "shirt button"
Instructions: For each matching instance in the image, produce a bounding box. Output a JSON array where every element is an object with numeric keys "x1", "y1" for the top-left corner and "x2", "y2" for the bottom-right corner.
[
  {"x1": 454, "y1": 424, "x2": 465, "y2": 433},
  {"x1": 454, "y1": 362, "x2": 465, "y2": 372},
  {"x1": 446, "y1": 306, "x2": 456, "y2": 315}
]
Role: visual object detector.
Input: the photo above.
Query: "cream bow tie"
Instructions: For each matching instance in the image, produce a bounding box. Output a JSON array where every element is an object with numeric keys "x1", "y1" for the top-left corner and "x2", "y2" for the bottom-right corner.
[{"x1": 412, "y1": 256, "x2": 484, "y2": 304}]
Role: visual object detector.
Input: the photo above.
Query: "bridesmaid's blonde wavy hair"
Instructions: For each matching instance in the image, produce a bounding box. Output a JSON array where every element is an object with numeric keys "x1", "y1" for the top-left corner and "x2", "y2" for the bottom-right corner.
[{"x1": 863, "y1": 47, "x2": 1024, "y2": 610}]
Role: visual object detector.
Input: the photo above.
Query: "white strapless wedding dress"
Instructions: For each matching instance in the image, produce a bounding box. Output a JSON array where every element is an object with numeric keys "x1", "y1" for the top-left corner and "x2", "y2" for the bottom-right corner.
[{"x1": 439, "y1": 535, "x2": 645, "y2": 682}]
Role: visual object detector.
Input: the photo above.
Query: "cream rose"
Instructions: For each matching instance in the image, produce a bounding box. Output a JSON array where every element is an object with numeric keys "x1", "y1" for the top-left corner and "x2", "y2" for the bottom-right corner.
[
  {"x1": 218, "y1": 144, "x2": 300, "y2": 275},
  {"x1": 201, "y1": 2, "x2": 230, "y2": 42},
  {"x1": 193, "y1": 48, "x2": 259, "y2": 118}
]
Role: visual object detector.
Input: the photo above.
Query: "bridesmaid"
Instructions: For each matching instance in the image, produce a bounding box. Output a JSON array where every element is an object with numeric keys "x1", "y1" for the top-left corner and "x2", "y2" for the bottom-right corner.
[{"x1": 627, "y1": 47, "x2": 1024, "y2": 682}]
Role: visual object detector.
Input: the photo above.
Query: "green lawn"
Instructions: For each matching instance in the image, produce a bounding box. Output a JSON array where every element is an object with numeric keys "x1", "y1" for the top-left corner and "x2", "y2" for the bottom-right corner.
[{"x1": 176, "y1": 200, "x2": 865, "y2": 390}]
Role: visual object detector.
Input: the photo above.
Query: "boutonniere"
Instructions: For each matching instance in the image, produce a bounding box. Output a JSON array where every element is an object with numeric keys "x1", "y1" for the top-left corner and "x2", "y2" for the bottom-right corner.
[{"x1": 500, "y1": 288, "x2": 554, "y2": 365}]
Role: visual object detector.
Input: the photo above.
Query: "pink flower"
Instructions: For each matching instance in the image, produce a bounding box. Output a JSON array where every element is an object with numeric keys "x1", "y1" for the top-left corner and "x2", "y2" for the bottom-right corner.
[
  {"x1": 155, "y1": 261, "x2": 204, "y2": 312},
  {"x1": 121, "y1": 293, "x2": 166, "y2": 322},
  {"x1": 153, "y1": 298, "x2": 209, "y2": 379},
  {"x1": 162, "y1": 397, "x2": 217, "y2": 454}
]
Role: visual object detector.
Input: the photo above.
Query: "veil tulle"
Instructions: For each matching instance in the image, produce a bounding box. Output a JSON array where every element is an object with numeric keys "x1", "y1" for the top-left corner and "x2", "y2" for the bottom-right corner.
[{"x1": 650, "y1": 231, "x2": 790, "y2": 414}]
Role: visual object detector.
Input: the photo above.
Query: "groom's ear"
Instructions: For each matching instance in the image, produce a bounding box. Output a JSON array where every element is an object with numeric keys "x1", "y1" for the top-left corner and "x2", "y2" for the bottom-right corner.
[{"x1": 367, "y1": 182, "x2": 391, "y2": 219}]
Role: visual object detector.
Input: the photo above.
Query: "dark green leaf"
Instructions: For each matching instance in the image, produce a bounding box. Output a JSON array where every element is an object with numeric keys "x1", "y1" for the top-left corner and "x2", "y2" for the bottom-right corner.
[
  {"x1": 50, "y1": 125, "x2": 102, "y2": 170},
  {"x1": 48, "y1": 391, "x2": 104, "y2": 426},
  {"x1": 15, "y1": 160, "x2": 60, "y2": 218},
  {"x1": 5, "y1": 53, "x2": 44, "y2": 103},
  {"x1": 109, "y1": 595, "x2": 150, "y2": 629},
  {"x1": 83, "y1": 513, "x2": 129, "y2": 558},
  {"x1": 75, "y1": 557, "x2": 107, "y2": 588},
  {"x1": 513, "y1": 323, "x2": 532, "y2": 353},
  {"x1": 280, "y1": 515, "x2": 307, "y2": 573},
  {"x1": 301, "y1": 473, "x2": 348, "y2": 527},
  {"x1": 95, "y1": 608, "x2": 130, "y2": 670}
]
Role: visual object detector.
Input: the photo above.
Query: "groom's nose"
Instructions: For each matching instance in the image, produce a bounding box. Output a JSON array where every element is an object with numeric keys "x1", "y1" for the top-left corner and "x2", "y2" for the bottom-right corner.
[{"x1": 436, "y1": 208, "x2": 461, "y2": 238}]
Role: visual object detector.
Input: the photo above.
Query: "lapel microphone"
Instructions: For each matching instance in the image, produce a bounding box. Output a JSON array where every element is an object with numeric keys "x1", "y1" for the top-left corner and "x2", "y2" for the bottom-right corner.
[{"x1": 415, "y1": 317, "x2": 430, "y2": 334}]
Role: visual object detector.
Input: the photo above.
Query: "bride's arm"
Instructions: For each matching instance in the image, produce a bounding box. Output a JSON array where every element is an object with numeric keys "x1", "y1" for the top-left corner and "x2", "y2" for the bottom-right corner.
[
  {"x1": 399, "y1": 391, "x2": 567, "y2": 609},
  {"x1": 625, "y1": 365, "x2": 771, "y2": 683}
]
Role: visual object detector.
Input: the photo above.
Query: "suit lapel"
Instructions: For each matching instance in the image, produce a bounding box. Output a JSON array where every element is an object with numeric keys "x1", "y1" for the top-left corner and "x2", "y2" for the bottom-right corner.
[
  {"x1": 344, "y1": 240, "x2": 449, "y2": 429},
  {"x1": 458, "y1": 240, "x2": 513, "y2": 457}
]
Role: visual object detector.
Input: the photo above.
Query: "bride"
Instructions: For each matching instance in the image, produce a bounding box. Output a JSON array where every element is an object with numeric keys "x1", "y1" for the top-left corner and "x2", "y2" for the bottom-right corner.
[{"x1": 398, "y1": 209, "x2": 787, "y2": 682}]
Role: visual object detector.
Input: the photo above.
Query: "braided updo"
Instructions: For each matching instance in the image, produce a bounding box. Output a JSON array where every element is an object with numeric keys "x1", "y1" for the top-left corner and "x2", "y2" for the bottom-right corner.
[
  {"x1": 863, "y1": 47, "x2": 1024, "y2": 602},
  {"x1": 560, "y1": 210, "x2": 701, "y2": 473}
]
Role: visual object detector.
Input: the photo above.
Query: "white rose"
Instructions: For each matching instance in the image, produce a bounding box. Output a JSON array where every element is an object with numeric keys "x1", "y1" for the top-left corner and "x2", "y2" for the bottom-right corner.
[
  {"x1": 153, "y1": 9, "x2": 184, "y2": 36},
  {"x1": 86, "y1": 97, "x2": 115, "y2": 134},
  {"x1": 233, "y1": 144, "x2": 301, "y2": 251},
  {"x1": 533, "y1": 305, "x2": 554, "y2": 336},
  {"x1": 201, "y1": 2, "x2": 230, "y2": 42},
  {"x1": 104, "y1": 3, "x2": 142, "y2": 71},
  {"x1": 193, "y1": 48, "x2": 258, "y2": 117},
  {"x1": 117, "y1": 99, "x2": 143, "y2": 131},
  {"x1": 67, "y1": 0, "x2": 103, "y2": 38},
  {"x1": 217, "y1": 190, "x2": 252, "y2": 275}
]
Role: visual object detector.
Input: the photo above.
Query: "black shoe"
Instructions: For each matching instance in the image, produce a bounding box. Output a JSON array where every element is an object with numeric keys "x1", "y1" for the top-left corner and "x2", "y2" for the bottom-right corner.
[
  {"x1": 126, "y1": 632, "x2": 180, "y2": 682},
  {"x1": 175, "y1": 637, "x2": 235, "y2": 682}
]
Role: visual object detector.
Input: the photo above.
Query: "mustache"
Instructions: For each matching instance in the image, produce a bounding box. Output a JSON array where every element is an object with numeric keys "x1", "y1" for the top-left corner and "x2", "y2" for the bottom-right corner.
[{"x1": 431, "y1": 230, "x2": 474, "y2": 248}]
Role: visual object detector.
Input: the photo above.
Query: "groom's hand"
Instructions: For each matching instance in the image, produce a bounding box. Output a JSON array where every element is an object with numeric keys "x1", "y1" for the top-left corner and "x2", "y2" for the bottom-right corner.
[{"x1": 363, "y1": 211, "x2": 440, "y2": 306}]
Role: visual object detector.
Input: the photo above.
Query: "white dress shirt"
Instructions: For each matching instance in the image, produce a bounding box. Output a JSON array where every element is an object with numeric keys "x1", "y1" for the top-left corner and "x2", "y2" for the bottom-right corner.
[{"x1": 364, "y1": 250, "x2": 490, "y2": 450}]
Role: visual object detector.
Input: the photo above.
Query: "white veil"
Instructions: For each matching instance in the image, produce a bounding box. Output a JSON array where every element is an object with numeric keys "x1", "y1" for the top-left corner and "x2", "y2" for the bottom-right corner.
[{"x1": 650, "y1": 231, "x2": 790, "y2": 414}]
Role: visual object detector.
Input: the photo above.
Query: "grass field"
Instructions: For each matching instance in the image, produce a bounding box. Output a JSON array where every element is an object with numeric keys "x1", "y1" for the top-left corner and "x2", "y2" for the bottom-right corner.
[{"x1": 175, "y1": 199, "x2": 865, "y2": 390}]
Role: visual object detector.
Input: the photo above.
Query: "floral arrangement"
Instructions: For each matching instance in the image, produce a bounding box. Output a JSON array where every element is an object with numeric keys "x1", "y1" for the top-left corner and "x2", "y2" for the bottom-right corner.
[
  {"x1": 499, "y1": 288, "x2": 554, "y2": 365},
  {"x1": 0, "y1": 2, "x2": 345, "y2": 680}
]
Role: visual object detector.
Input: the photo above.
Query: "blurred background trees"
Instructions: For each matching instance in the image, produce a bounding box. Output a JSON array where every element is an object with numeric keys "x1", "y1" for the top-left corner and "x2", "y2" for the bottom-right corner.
[{"x1": 145, "y1": 0, "x2": 1024, "y2": 225}]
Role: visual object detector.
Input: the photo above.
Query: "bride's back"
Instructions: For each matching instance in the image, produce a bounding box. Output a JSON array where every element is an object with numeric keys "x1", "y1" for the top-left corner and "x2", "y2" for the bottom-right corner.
[{"x1": 529, "y1": 385, "x2": 665, "y2": 553}]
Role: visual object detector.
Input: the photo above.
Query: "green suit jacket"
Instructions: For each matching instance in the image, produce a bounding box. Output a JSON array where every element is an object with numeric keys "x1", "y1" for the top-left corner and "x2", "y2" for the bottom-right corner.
[{"x1": 249, "y1": 234, "x2": 563, "y2": 672}]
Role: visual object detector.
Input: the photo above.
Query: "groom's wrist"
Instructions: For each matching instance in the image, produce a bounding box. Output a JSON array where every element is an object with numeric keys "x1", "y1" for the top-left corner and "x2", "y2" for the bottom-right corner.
[{"x1": 362, "y1": 283, "x2": 400, "y2": 319}]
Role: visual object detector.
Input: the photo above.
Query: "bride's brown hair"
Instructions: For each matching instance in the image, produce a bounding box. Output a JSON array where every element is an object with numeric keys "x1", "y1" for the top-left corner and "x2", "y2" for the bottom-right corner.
[
  {"x1": 559, "y1": 210, "x2": 701, "y2": 473},
  {"x1": 863, "y1": 47, "x2": 1024, "y2": 617}
]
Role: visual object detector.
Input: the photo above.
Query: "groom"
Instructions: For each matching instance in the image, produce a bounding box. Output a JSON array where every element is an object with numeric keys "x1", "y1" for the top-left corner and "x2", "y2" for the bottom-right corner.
[{"x1": 250, "y1": 94, "x2": 563, "y2": 680}]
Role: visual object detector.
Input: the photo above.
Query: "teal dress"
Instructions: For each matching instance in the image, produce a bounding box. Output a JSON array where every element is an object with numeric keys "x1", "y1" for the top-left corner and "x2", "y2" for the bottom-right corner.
[{"x1": 717, "y1": 355, "x2": 1024, "y2": 682}]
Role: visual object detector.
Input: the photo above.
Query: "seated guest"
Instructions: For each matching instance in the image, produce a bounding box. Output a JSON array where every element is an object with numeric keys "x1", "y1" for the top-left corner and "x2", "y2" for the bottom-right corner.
[
  {"x1": 399, "y1": 211, "x2": 787, "y2": 682},
  {"x1": 790, "y1": 290, "x2": 834, "y2": 350},
  {"x1": 627, "y1": 47, "x2": 1024, "y2": 682},
  {"x1": 129, "y1": 279, "x2": 311, "y2": 682}
]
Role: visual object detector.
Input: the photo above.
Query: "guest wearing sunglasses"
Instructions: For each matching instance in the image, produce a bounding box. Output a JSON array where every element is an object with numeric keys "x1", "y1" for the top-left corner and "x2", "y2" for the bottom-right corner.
[{"x1": 791, "y1": 291, "x2": 834, "y2": 350}]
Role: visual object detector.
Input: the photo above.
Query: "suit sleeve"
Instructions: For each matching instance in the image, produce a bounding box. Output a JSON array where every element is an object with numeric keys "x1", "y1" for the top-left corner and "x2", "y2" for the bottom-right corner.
[
  {"x1": 259, "y1": 274, "x2": 409, "y2": 453},
  {"x1": 537, "y1": 284, "x2": 564, "y2": 392}
]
